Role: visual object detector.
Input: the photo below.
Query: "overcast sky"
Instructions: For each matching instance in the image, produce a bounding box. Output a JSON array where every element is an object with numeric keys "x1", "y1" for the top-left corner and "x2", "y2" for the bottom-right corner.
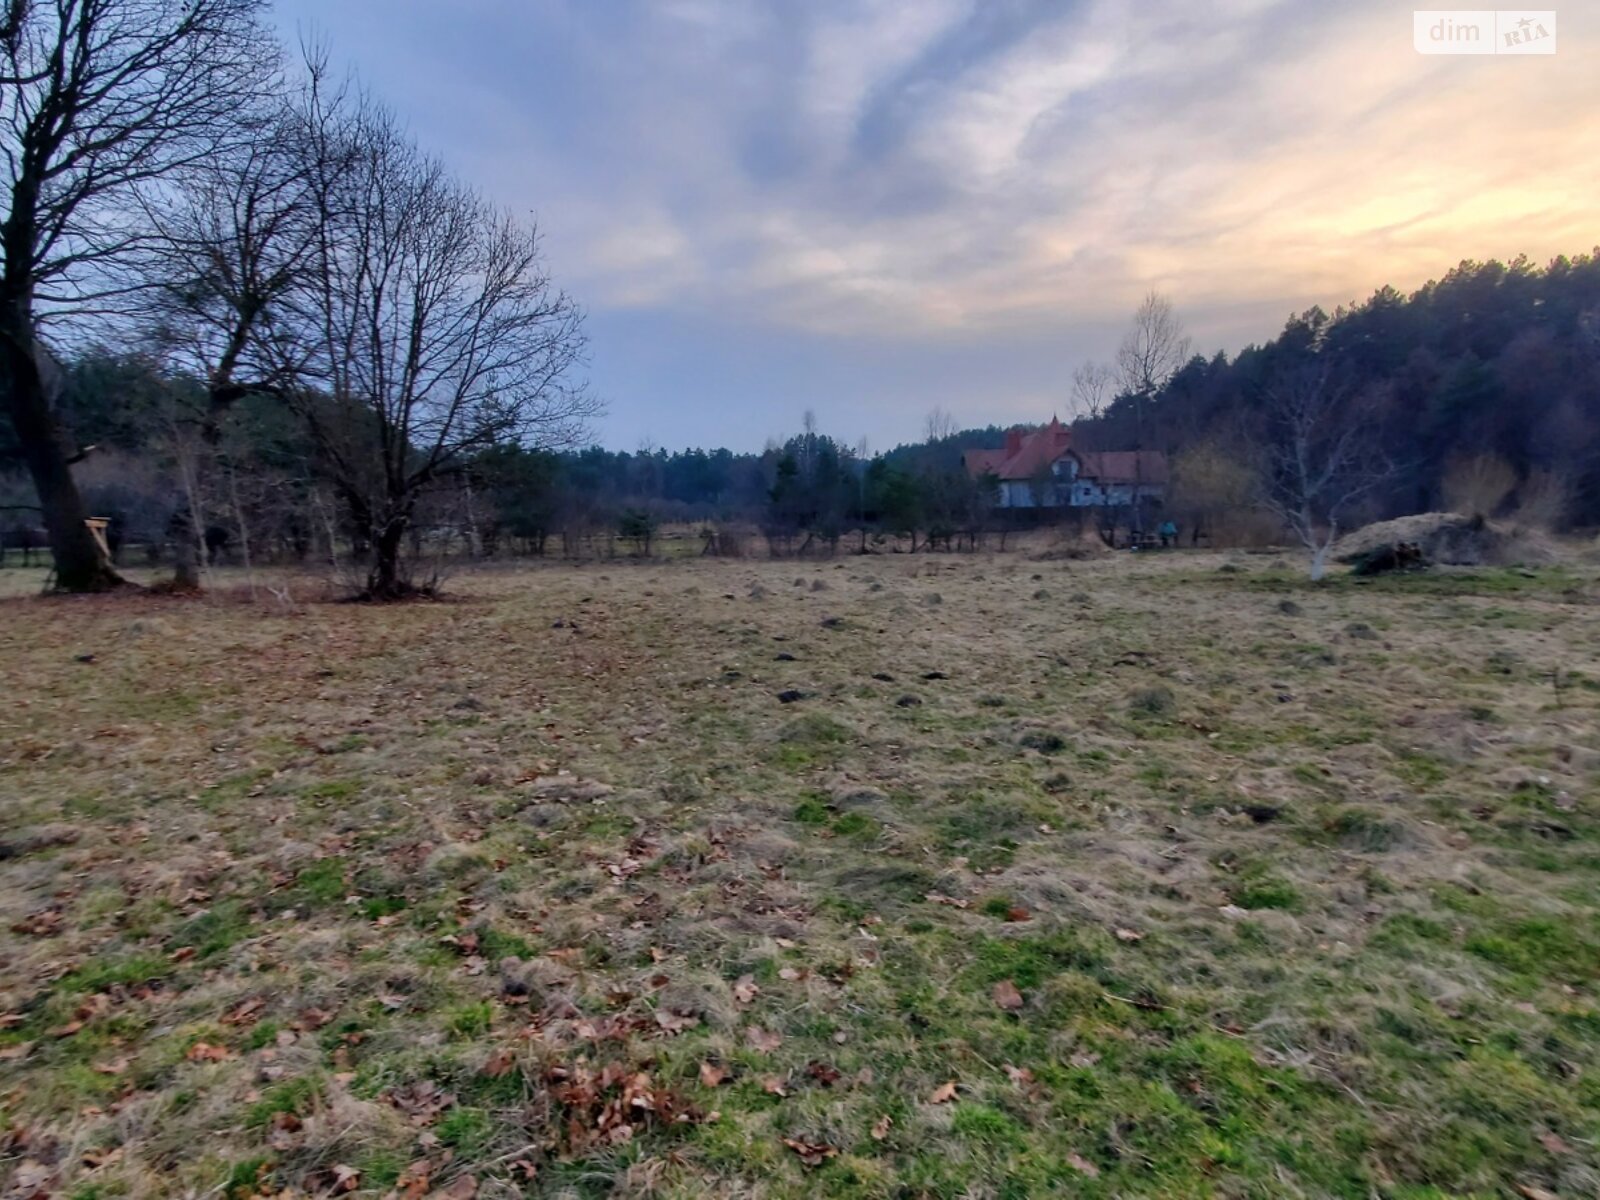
[{"x1": 270, "y1": 1, "x2": 1596, "y2": 453}]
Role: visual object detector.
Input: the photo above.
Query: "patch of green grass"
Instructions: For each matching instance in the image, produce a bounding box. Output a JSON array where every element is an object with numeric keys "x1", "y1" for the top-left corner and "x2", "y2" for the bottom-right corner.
[
  {"x1": 830, "y1": 811, "x2": 877, "y2": 839},
  {"x1": 245, "y1": 1077, "x2": 322, "y2": 1129},
  {"x1": 950, "y1": 1101, "x2": 1026, "y2": 1147},
  {"x1": 292, "y1": 857, "x2": 348, "y2": 907},
  {"x1": 244, "y1": 1020, "x2": 283, "y2": 1051},
  {"x1": 435, "y1": 1106, "x2": 494, "y2": 1156},
  {"x1": 58, "y1": 953, "x2": 170, "y2": 994},
  {"x1": 477, "y1": 926, "x2": 537, "y2": 960},
  {"x1": 980, "y1": 895, "x2": 1018, "y2": 920},
  {"x1": 302, "y1": 777, "x2": 362, "y2": 803},
  {"x1": 1393, "y1": 751, "x2": 1451, "y2": 790},
  {"x1": 224, "y1": 1157, "x2": 275, "y2": 1200},
  {"x1": 966, "y1": 930, "x2": 1109, "y2": 989},
  {"x1": 445, "y1": 1001, "x2": 494, "y2": 1040},
  {"x1": 793, "y1": 798, "x2": 830, "y2": 825},
  {"x1": 1321, "y1": 807, "x2": 1407, "y2": 853},
  {"x1": 819, "y1": 894, "x2": 870, "y2": 922},
  {"x1": 139, "y1": 688, "x2": 202, "y2": 721},
  {"x1": 172, "y1": 900, "x2": 252, "y2": 958},
  {"x1": 1230, "y1": 871, "x2": 1303, "y2": 912},
  {"x1": 1369, "y1": 914, "x2": 1451, "y2": 951},
  {"x1": 360, "y1": 893, "x2": 408, "y2": 921},
  {"x1": 776, "y1": 713, "x2": 853, "y2": 745},
  {"x1": 1465, "y1": 915, "x2": 1600, "y2": 981}
]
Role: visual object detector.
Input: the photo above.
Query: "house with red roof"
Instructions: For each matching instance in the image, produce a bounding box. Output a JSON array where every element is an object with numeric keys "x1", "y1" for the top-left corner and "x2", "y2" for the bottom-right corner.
[{"x1": 962, "y1": 418, "x2": 1168, "y2": 509}]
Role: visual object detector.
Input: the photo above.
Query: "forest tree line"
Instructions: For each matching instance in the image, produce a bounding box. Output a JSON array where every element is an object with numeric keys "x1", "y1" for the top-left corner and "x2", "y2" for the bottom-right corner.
[{"x1": 8, "y1": 251, "x2": 1597, "y2": 579}]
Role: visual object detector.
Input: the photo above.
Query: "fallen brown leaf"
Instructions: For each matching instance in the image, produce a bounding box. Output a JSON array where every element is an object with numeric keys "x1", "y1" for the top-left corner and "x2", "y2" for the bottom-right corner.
[
  {"x1": 392, "y1": 1158, "x2": 435, "y2": 1198},
  {"x1": 81, "y1": 1145, "x2": 124, "y2": 1170},
  {"x1": 745, "y1": 1025, "x2": 783, "y2": 1052},
  {"x1": 11, "y1": 909, "x2": 64, "y2": 937},
  {"x1": 806, "y1": 1060, "x2": 842, "y2": 1086},
  {"x1": 384, "y1": 1080, "x2": 457, "y2": 1125},
  {"x1": 732, "y1": 974, "x2": 760, "y2": 1004},
  {"x1": 431, "y1": 1175, "x2": 478, "y2": 1199},
  {"x1": 782, "y1": 1136, "x2": 839, "y2": 1167},
  {"x1": 322, "y1": 1164, "x2": 358, "y2": 1193},
  {"x1": 871, "y1": 1114, "x2": 893, "y2": 1140},
  {"x1": 298, "y1": 1006, "x2": 336, "y2": 1030},
  {"x1": 699, "y1": 1061, "x2": 728, "y2": 1087},
  {"x1": 929, "y1": 1080, "x2": 958, "y2": 1104},
  {"x1": 481, "y1": 1048, "x2": 515, "y2": 1077},
  {"x1": 992, "y1": 979, "x2": 1024, "y2": 1011},
  {"x1": 222, "y1": 997, "x2": 266, "y2": 1026},
  {"x1": 654, "y1": 1009, "x2": 699, "y2": 1036}
]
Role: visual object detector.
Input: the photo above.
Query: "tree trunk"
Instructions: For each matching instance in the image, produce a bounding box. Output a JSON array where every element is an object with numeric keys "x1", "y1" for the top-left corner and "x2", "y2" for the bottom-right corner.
[
  {"x1": 173, "y1": 429, "x2": 208, "y2": 591},
  {"x1": 171, "y1": 532, "x2": 201, "y2": 591},
  {"x1": 368, "y1": 518, "x2": 409, "y2": 599},
  {"x1": 1309, "y1": 541, "x2": 1331, "y2": 582},
  {"x1": 0, "y1": 318, "x2": 124, "y2": 592},
  {"x1": 226, "y1": 461, "x2": 256, "y2": 600}
]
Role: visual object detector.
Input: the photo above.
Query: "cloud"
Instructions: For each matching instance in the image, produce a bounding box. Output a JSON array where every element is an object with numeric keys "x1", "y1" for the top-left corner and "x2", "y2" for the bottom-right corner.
[{"x1": 272, "y1": 0, "x2": 1598, "y2": 445}]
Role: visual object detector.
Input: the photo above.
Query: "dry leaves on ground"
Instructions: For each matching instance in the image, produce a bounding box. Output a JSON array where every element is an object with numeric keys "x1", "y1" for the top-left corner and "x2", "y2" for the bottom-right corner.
[{"x1": 992, "y1": 979, "x2": 1024, "y2": 1011}]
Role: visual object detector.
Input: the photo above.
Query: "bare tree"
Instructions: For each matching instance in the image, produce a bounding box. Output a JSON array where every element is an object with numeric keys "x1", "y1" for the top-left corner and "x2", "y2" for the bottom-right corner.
[
  {"x1": 286, "y1": 97, "x2": 595, "y2": 598},
  {"x1": 1114, "y1": 292, "x2": 1190, "y2": 443},
  {"x1": 1, "y1": 0, "x2": 271, "y2": 590},
  {"x1": 138, "y1": 53, "x2": 352, "y2": 588},
  {"x1": 1069, "y1": 361, "x2": 1113, "y2": 422},
  {"x1": 924, "y1": 405, "x2": 957, "y2": 444},
  {"x1": 143, "y1": 62, "x2": 337, "y2": 434},
  {"x1": 1256, "y1": 364, "x2": 1390, "y2": 581}
]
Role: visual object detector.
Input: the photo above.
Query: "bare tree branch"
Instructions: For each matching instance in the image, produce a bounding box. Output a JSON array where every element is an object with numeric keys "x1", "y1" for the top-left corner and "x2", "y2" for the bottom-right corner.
[
  {"x1": 273, "y1": 91, "x2": 595, "y2": 598},
  {"x1": 1254, "y1": 362, "x2": 1393, "y2": 580},
  {"x1": 1, "y1": 0, "x2": 273, "y2": 591}
]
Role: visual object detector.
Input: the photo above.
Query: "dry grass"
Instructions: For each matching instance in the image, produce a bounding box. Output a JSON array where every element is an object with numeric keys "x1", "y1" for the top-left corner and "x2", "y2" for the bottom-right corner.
[
  {"x1": 1332, "y1": 511, "x2": 1565, "y2": 567},
  {"x1": 2, "y1": 549, "x2": 1599, "y2": 1198}
]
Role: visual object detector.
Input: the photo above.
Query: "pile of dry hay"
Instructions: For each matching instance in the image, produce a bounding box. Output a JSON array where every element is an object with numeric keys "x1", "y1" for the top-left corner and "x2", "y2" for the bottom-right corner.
[
  {"x1": 1030, "y1": 527, "x2": 1112, "y2": 561},
  {"x1": 1333, "y1": 512, "x2": 1562, "y2": 567}
]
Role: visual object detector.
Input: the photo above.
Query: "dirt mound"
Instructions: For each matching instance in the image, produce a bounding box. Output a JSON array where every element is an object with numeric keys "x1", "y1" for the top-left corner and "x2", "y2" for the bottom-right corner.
[
  {"x1": 1333, "y1": 512, "x2": 1562, "y2": 567},
  {"x1": 1028, "y1": 527, "x2": 1110, "y2": 561}
]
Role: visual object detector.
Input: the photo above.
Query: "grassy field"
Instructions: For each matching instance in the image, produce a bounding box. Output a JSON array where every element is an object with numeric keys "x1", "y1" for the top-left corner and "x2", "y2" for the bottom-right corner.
[{"x1": 2, "y1": 549, "x2": 1599, "y2": 1199}]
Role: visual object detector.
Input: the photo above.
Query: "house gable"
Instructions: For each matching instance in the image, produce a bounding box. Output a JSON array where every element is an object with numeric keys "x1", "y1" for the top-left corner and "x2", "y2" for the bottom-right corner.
[{"x1": 963, "y1": 420, "x2": 1169, "y2": 508}]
